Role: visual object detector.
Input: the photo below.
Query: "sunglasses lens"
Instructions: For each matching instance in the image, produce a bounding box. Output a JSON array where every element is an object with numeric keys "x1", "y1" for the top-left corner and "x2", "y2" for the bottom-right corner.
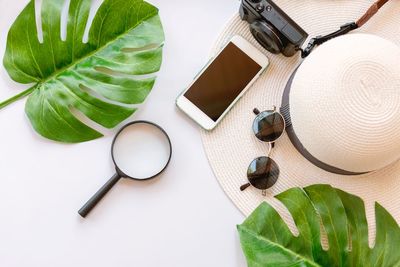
[
  {"x1": 247, "y1": 157, "x2": 279, "y2": 190},
  {"x1": 253, "y1": 111, "x2": 285, "y2": 142}
]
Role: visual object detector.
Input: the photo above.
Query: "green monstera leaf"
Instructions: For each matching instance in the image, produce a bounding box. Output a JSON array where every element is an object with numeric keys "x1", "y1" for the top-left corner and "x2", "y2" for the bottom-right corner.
[
  {"x1": 1, "y1": 0, "x2": 164, "y2": 143},
  {"x1": 238, "y1": 185, "x2": 400, "y2": 267}
]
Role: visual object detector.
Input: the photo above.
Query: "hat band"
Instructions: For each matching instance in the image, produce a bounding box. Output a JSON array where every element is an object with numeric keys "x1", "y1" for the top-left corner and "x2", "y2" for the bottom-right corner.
[{"x1": 280, "y1": 68, "x2": 369, "y2": 176}]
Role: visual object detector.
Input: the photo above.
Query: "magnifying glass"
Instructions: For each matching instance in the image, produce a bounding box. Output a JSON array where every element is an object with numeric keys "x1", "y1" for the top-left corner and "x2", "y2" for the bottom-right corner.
[{"x1": 78, "y1": 121, "x2": 172, "y2": 218}]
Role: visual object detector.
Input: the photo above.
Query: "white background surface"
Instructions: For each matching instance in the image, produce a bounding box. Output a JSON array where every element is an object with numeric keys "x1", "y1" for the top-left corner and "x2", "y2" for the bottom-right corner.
[{"x1": 0, "y1": 0, "x2": 246, "y2": 266}]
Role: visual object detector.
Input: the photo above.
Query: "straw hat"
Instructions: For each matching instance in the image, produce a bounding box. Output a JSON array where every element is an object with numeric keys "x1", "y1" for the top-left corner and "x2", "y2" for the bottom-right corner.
[
  {"x1": 282, "y1": 33, "x2": 400, "y2": 175},
  {"x1": 201, "y1": 0, "x2": 400, "y2": 242}
]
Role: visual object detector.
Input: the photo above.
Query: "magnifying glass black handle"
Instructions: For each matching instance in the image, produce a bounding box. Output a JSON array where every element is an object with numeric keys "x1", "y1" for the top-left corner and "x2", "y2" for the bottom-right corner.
[{"x1": 78, "y1": 173, "x2": 121, "y2": 218}]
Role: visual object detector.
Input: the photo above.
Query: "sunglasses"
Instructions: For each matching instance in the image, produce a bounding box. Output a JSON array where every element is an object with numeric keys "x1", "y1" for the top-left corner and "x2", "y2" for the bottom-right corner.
[{"x1": 240, "y1": 106, "x2": 285, "y2": 195}]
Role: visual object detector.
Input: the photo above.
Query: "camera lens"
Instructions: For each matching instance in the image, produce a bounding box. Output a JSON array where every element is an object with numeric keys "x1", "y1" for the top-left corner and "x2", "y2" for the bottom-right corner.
[{"x1": 250, "y1": 21, "x2": 283, "y2": 54}]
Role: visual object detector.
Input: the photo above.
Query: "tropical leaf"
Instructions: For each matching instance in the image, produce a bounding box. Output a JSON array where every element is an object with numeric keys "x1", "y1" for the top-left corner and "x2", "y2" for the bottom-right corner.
[
  {"x1": 1, "y1": 0, "x2": 164, "y2": 143},
  {"x1": 238, "y1": 184, "x2": 400, "y2": 267}
]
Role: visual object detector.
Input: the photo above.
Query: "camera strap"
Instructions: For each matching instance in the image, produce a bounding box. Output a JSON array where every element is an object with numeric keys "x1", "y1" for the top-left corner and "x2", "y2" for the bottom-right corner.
[
  {"x1": 301, "y1": 0, "x2": 390, "y2": 58},
  {"x1": 357, "y1": 0, "x2": 389, "y2": 27}
]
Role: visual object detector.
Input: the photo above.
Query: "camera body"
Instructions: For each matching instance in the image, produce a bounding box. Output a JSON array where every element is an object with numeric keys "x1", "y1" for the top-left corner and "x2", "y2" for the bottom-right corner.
[{"x1": 240, "y1": 0, "x2": 308, "y2": 57}]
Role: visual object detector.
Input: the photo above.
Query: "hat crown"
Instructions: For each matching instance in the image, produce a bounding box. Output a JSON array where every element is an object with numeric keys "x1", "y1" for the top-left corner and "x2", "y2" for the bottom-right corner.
[{"x1": 289, "y1": 34, "x2": 400, "y2": 173}]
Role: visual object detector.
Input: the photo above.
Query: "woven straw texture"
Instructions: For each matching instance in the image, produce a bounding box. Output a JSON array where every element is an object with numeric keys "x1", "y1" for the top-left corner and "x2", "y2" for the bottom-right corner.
[
  {"x1": 200, "y1": 0, "x2": 400, "y2": 241},
  {"x1": 290, "y1": 34, "x2": 400, "y2": 173}
]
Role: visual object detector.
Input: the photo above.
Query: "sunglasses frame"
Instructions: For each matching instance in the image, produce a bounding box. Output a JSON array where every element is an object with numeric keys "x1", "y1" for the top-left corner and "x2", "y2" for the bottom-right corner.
[
  {"x1": 252, "y1": 106, "x2": 286, "y2": 145},
  {"x1": 241, "y1": 106, "x2": 285, "y2": 195}
]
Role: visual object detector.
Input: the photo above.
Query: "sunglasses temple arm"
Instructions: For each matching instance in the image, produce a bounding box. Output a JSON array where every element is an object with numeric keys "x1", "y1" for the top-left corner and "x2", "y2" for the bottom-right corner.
[
  {"x1": 78, "y1": 173, "x2": 121, "y2": 218},
  {"x1": 253, "y1": 108, "x2": 260, "y2": 115},
  {"x1": 240, "y1": 183, "x2": 251, "y2": 191}
]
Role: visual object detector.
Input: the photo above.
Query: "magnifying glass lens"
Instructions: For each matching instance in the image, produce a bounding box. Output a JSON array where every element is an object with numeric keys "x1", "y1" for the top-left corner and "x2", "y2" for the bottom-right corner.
[
  {"x1": 112, "y1": 123, "x2": 171, "y2": 179},
  {"x1": 79, "y1": 121, "x2": 172, "y2": 218}
]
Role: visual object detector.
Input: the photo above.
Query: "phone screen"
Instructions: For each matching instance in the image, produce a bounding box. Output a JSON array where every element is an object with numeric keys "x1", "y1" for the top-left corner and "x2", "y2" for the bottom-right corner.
[{"x1": 184, "y1": 42, "x2": 262, "y2": 122}]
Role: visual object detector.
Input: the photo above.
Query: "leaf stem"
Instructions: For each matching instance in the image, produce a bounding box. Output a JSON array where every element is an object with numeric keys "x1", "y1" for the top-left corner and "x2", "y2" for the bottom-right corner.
[{"x1": 0, "y1": 85, "x2": 36, "y2": 110}]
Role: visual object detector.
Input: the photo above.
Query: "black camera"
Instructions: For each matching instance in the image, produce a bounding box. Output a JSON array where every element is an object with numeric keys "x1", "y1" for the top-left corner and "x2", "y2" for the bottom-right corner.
[{"x1": 240, "y1": 0, "x2": 308, "y2": 57}]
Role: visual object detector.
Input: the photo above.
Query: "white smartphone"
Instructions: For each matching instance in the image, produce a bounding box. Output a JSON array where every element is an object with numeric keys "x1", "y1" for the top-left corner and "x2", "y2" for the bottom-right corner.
[{"x1": 176, "y1": 35, "x2": 269, "y2": 130}]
